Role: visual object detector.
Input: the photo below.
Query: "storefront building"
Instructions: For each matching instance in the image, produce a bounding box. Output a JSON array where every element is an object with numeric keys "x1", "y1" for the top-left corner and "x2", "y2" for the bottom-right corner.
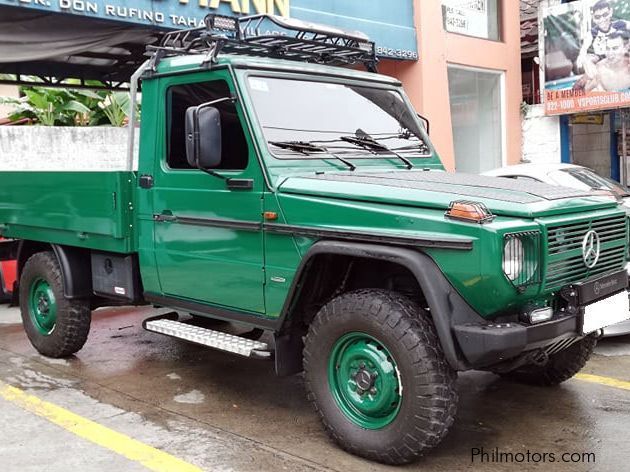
[
  {"x1": 522, "y1": 0, "x2": 630, "y2": 185},
  {"x1": 382, "y1": 0, "x2": 523, "y2": 172},
  {"x1": 0, "y1": 0, "x2": 522, "y2": 173}
]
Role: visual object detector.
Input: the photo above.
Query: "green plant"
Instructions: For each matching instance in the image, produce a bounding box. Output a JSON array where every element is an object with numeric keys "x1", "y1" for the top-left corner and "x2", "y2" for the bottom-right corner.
[
  {"x1": 0, "y1": 84, "x2": 137, "y2": 127},
  {"x1": 72, "y1": 88, "x2": 108, "y2": 126},
  {"x1": 99, "y1": 92, "x2": 139, "y2": 126},
  {"x1": 520, "y1": 101, "x2": 530, "y2": 116},
  {"x1": 0, "y1": 87, "x2": 90, "y2": 126}
]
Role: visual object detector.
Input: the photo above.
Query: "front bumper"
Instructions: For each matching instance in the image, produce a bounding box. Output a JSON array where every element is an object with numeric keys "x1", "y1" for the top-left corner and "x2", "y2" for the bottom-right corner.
[
  {"x1": 452, "y1": 269, "x2": 629, "y2": 368},
  {"x1": 605, "y1": 263, "x2": 630, "y2": 337},
  {"x1": 453, "y1": 314, "x2": 579, "y2": 367}
]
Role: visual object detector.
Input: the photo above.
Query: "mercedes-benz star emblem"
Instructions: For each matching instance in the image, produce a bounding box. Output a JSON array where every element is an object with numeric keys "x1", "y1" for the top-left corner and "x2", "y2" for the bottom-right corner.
[{"x1": 581, "y1": 230, "x2": 601, "y2": 269}]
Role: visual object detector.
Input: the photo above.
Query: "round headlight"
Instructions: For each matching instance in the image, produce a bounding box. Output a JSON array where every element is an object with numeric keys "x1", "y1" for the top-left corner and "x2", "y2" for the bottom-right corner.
[{"x1": 503, "y1": 238, "x2": 523, "y2": 281}]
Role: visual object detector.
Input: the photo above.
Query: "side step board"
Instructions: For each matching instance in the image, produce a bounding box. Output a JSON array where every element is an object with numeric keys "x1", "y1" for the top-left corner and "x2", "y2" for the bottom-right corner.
[{"x1": 143, "y1": 313, "x2": 271, "y2": 359}]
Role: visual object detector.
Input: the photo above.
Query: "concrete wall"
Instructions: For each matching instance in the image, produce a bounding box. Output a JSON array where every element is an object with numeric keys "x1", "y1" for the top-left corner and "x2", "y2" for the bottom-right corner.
[
  {"x1": 0, "y1": 85, "x2": 19, "y2": 119},
  {"x1": 379, "y1": 0, "x2": 522, "y2": 171},
  {"x1": 0, "y1": 127, "x2": 138, "y2": 171},
  {"x1": 522, "y1": 104, "x2": 561, "y2": 165},
  {"x1": 571, "y1": 117, "x2": 611, "y2": 177}
]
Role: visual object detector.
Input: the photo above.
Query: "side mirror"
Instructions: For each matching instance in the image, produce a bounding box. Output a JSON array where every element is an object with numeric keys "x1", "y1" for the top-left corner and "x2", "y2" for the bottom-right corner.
[
  {"x1": 417, "y1": 113, "x2": 430, "y2": 135},
  {"x1": 185, "y1": 105, "x2": 222, "y2": 169}
]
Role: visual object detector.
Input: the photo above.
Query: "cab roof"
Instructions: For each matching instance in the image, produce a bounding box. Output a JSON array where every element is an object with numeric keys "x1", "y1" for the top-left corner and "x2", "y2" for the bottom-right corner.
[{"x1": 153, "y1": 53, "x2": 401, "y2": 86}]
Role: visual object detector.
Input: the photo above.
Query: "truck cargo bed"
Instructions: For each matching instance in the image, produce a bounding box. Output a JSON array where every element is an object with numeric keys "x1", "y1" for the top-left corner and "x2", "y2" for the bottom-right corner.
[{"x1": 0, "y1": 171, "x2": 136, "y2": 253}]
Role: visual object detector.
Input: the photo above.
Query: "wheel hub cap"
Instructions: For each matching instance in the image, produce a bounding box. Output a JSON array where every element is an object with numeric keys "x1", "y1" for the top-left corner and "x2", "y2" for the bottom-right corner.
[
  {"x1": 29, "y1": 278, "x2": 57, "y2": 335},
  {"x1": 328, "y1": 332, "x2": 402, "y2": 430},
  {"x1": 354, "y1": 369, "x2": 374, "y2": 392}
]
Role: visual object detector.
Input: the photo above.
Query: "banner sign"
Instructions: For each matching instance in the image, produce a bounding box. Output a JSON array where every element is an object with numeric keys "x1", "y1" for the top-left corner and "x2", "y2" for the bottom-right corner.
[
  {"x1": 0, "y1": 0, "x2": 418, "y2": 60},
  {"x1": 570, "y1": 113, "x2": 606, "y2": 124},
  {"x1": 442, "y1": 0, "x2": 489, "y2": 38},
  {"x1": 543, "y1": 0, "x2": 630, "y2": 115}
]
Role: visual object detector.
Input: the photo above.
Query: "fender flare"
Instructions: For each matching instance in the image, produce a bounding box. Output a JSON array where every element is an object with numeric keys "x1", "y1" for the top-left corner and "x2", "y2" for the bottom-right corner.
[
  {"x1": 277, "y1": 241, "x2": 479, "y2": 371},
  {"x1": 17, "y1": 241, "x2": 92, "y2": 299}
]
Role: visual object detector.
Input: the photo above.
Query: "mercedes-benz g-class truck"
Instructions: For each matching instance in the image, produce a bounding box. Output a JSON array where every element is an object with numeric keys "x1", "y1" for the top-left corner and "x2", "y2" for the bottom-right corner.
[{"x1": 1, "y1": 15, "x2": 629, "y2": 465}]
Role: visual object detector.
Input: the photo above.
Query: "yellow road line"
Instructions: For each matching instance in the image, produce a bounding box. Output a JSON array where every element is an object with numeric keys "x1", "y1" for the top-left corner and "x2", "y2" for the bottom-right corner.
[
  {"x1": 575, "y1": 373, "x2": 630, "y2": 391},
  {"x1": 0, "y1": 381, "x2": 202, "y2": 472}
]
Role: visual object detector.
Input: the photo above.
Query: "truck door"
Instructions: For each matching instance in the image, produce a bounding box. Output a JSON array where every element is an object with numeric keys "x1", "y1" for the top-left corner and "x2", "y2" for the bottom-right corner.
[{"x1": 150, "y1": 73, "x2": 265, "y2": 314}]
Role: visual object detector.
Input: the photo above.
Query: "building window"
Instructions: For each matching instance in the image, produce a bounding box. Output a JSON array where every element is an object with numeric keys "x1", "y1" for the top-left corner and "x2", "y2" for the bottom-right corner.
[
  {"x1": 442, "y1": 0, "x2": 500, "y2": 41},
  {"x1": 447, "y1": 65, "x2": 504, "y2": 173}
]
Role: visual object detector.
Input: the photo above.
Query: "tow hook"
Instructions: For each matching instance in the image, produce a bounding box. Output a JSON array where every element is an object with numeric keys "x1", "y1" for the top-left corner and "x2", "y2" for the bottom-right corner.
[{"x1": 531, "y1": 350, "x2": 549, "y2": 366}]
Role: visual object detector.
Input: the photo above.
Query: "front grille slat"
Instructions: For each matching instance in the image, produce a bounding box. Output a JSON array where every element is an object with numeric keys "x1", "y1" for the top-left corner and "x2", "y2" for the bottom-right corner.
[
  {"x1": 547, "y1": 256, "x2": 624, "y2": 283},
  {"x1": 548, "y1": 218, "x2": 625, "y2": 237},
  {"x1": 547, "y1": 248, "x2": 626, "y2": 278},
  {"x1": 544, "y1": 214, "x2": 627, "y2": 290},
  {"x1": 549, "y1": 225, "x2": 626, "y2": 244},
  {"x1": 548, "y1": 241, "x2": 626, "y2": 262},
  {"x1": 547, "y1": 265, "x2": 620, "y2": 289},
  {"x1": 548, "y1": 226, "x2": 626, "y2": 252},
  {"x1": 549, "y1": 225, "x2": 626, "y2": 243}
]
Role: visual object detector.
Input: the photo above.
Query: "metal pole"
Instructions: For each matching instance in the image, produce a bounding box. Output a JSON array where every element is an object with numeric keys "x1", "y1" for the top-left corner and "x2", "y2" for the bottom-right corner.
[
  {"x1": 126, "y1": 60, "x2": 151, "y2": 172},
  {"x1": 623, "y1": 111, "x2": 628, "y2": 186}
]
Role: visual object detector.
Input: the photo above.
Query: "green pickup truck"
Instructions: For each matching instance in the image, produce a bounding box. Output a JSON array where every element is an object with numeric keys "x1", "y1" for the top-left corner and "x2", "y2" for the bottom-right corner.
[{"x1": 1, "y1": 15, "x2": 629, "y2": 465}]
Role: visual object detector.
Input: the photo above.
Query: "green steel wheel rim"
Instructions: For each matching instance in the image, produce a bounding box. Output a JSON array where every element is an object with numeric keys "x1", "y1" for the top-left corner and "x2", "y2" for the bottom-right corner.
[
  {"x1": 328, "y1": 332, "x2": 402, "y2": 429},
  {"x1": 28, "y1": 277, "x2": 57, "y2": 336}
]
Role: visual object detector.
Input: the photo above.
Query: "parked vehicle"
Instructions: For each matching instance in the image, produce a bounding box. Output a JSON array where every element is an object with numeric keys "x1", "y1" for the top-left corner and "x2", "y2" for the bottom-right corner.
[
  {"x1": 0, "y1": 259, "x2": 16, "y2": 302},
  {"x1": 0, "y1": 238, "x2": 16, "y2": 302},
  {"x1": 483, "y1": 163, "x2": 630, "y2": 337},
  {"x1": 483, "y1": 163, "x2": 630, "y2": 204},
  {"x1": 0, "y1": 15, "x2": 629, "y2": 465}
]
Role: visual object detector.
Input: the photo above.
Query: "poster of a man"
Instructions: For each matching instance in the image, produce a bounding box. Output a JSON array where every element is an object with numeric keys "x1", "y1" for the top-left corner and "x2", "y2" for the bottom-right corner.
[
  {"x1": 543, "y1": 0, "x2": 630, "y2": 115},
  {"x1": 577, "y1": 0, "x2": 630, "y2": 77},
  {"x1": 585, "y1": 31, "x2": 630, "y2": 90}
]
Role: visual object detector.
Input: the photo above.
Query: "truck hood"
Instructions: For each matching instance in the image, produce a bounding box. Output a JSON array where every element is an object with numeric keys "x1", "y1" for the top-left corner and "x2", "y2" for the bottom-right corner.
[{"x1": 277, "y1": 171, "x2": 617, "y2": 218}]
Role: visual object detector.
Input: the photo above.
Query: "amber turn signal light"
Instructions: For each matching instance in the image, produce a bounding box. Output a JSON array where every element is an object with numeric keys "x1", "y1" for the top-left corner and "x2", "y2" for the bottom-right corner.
[
  {"x1": 263, "y1": 211, "x2": 278, "y2": 221},
  {"x1": 445, "y1": 201, "x2": 494, "y2": 224}
]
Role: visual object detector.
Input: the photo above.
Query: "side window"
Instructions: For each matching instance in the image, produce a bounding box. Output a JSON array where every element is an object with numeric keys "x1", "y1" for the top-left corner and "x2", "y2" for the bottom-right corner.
[{"x1": 166, "y1": 80, "x2": 248, "y2": 170}]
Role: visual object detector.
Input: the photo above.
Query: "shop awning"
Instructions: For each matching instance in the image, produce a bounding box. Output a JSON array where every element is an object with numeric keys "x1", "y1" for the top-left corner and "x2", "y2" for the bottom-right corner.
[
  {"x1": 0, "y1": 0, "x2": 418, "y2": 89},
  {"x1": 0, "y1": 6, "x2": 157, "y2": 88}
]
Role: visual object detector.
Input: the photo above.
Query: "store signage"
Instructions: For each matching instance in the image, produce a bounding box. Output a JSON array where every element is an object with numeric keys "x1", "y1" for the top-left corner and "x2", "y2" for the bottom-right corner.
[
  {"x1": 0, "y1": 0, "x2": 418, "y2": 60},
  {"x1": 542, "y1": 0, "x2": 630, "y2": 115},
  {"x1": 570, "y1": 113, "x2": 605, "y2": 125},
  {"x1": 442, "y1": 0, "x2": 488, "y2": 38}
]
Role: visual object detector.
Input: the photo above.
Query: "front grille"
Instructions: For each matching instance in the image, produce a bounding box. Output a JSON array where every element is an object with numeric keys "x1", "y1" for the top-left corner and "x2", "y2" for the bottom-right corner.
[{"x1": 545, "y1": 214, "x2": 627, "y2": 290}]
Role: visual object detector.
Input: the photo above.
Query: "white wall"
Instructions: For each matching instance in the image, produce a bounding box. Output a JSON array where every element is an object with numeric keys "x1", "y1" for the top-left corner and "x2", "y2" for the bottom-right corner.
[
  {"x1": 521, "y1": 104, "x2": 561, "y2": 164},
  {"x1": 0, "y1": 85, "x2": 19, "y2": 119},
  {"x1": 0, "y1": 127, "x2": 138, "y2": 171}
]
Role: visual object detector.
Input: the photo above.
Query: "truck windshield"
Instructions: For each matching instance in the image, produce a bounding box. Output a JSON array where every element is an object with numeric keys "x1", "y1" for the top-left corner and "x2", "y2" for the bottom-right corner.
[{"x1": 246, "y1": 76, "x2": 431, "y2": 159}]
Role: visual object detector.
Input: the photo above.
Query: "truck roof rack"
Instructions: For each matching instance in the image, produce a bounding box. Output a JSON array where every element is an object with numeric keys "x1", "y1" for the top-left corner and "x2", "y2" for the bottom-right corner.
[{"x1": 147, "y1": 14, "x2": 378, "y2": 72}]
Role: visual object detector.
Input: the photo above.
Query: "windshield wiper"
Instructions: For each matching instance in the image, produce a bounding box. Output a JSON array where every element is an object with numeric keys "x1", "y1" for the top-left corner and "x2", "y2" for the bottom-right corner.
[
  {"x1": 340, "y1": 131, "x2": 414, "y2": 170},
  {"x1": 269, "y1": 140, "x2": 356, "y2": 171},
  {"x1": 376, "y1": 131, "x2": 431, "y2": 154}
]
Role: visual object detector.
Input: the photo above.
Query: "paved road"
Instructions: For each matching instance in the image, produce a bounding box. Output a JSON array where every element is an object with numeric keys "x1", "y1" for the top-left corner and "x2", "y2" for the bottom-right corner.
[{"x1": 1, "y1": 304, "x2": 630, "y2": 471}]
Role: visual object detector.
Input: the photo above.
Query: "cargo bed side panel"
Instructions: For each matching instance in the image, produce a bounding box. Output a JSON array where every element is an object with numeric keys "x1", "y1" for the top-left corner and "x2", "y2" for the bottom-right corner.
[{"x1": 0, "y1": 172, "x2": 136, "y2": 253}]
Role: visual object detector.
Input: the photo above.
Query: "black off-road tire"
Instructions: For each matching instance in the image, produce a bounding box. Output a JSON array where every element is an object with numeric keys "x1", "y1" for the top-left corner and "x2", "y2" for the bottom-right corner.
[
  {"x1": 20, "y1": 251, "x2": 91, "y2": 358},
  {"x1": 500, "y1": 335, "x2": 597, "y2": 386},
  {"x1": 303, "y1": 289, "x2": 458, "y2": 465}
]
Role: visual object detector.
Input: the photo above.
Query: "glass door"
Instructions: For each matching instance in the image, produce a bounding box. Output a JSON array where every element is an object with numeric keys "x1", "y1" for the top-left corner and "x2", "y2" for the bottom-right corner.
[{"x1": 447, "y1": 65, "x2": 505, "y2": 173}]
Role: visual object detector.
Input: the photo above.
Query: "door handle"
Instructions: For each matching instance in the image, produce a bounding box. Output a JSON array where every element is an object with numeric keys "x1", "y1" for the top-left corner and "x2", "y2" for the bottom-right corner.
[
  {"x1": 139, "y1": 174, "x2": 154, "y2": 189},
  {"x1": 154, "y1": 210, "x2": 176, "y2": 223},
  {"x1": 227, "y1": 178, "x2": 254, "y2": 190}
]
